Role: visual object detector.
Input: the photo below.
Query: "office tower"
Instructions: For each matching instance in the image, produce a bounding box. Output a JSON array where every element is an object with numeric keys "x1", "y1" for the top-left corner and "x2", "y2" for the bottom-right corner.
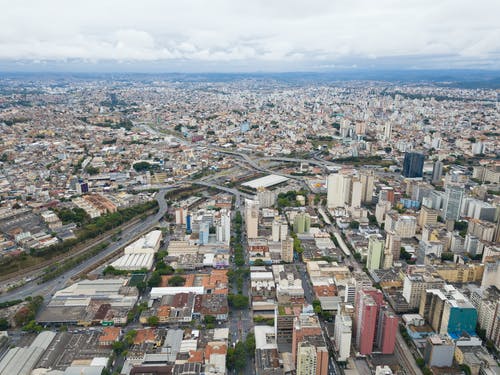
[
  {"x1": 199, "y1": 221, "x2": 209, "y2": 245},
  {"x1": 215, "y1": 209, "x2": 231, "y2": 245},
  {"x1": 351, "y1": 179, "x2": 363, "y2": 208},
  {"x1": 245, "y1": 199, "x2": 259, "y2": 239},
  {"x1": 327, "y1": 173, "x2": 352, "y2": 209},
  {"x1": 367, "y1": 235, "x2": 384, "y2": 270},
  {"x1": 296, "y1": 342, "x2": 317, "y2": 375},
  {"x1": 443, "y1": 185, "x2": 464, "y2": 221},
  {"x1": 360, "y1": 170, "x2": 375, "y2": 204},
  {"x1": 402, "y1": 152, "x2": 425, "y2": 178},
  {"x1": 432, "y1": 161, "x2": 443, "y2": 184},
  {"x1": 334, "y1": 308, "x2": 352, "y2": 362},
  {"x1": 384, "y1": 122, "x2": 392, "y2": 141},
  {"x1": 419, "y1": 285, "x2": 477, "y2": 336},
  {"x1": 293, "y1": 213, "x2": 310, "y2": 234},
  {"x1": 186, "y1": 214, "x2": 192, "y2": 233},
  {"x1": 281, "y1": 237, "x2": 294, "y2": 263}
]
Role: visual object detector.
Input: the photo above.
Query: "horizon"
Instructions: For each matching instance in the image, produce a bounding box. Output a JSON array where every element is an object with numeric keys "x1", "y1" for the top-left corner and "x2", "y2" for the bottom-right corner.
[{"x1": 1, "y1": 1, "x2": 499, "y2": 72}]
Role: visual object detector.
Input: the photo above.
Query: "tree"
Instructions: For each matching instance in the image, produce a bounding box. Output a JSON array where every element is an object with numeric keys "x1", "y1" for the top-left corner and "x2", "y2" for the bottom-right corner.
[
  {"x1": 204, "y1": 315, "x2": 216, "y2": 325},
  {"x1": 228, "y1": 294, "x2": 248, "y2": 309},
  {"x1": 147, "y1": 316, "x2": 159, "y2": 326},
  {"x1": 245, "y1": 332, "x2": 256, "y2": 356},
  {"x1": 85, "y1": 165, "x2": 99, "y2": 175},
  {"x1": 112, "y1": 341, "x2": 126, "y2": 354},
  {"x1": 253, "y1": 258, "x2": 265, "y2": 266},
  {"x1": 0, "y1": 318, "x2": 9, "y2": 330},
  {"x1": 349, "y1": 221, "x2": 360, "y2": 229},
  {"x1": 416, "y1": 358, "x2": 425, "y2": 369},
  {"x1": 168, "y1": 275, "x2": 186, "y2": 286},
  {"x1": 148, "y1": 271, "x2": 161, "y2": 288},
  {"x1": 22, "y1": 320, "x2": 43, "y2": 333}
]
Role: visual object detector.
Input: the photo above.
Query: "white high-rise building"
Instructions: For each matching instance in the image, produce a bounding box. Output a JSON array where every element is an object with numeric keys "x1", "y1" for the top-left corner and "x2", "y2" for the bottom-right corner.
[
  {"x1": 216, "y1": 209, "x2": 231, "y2": 245},
  {"x1": 351, "y1": 179, "x2": 363, "y2": 209},
  {"x1": 334, "y1": 309, "x2": 353, "y2": 362},
  {"x1": 245, "y1": 199, "x2": 259, "y2": 239},
  {"x1": 327, "y1": 173, "x2": 352, "y2": 209},
  {"x1": 384, "y1": 122, "x2": 392, "y2": 141}
]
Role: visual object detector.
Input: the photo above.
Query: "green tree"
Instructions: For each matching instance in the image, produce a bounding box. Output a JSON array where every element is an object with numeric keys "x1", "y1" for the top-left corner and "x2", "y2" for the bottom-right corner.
[
  {"x1": 245, "y1": 332, "x2": 256, "y2": 356},
  {"x1": 112, "y1": 341, "x2": 126, "y2": 354},
  {"x1": 228, "y1": 294, "x2": 248, "y2": 309},
  {"x1": 85, "y1": 165, "x2": 99, "y2": 175},
  {"x1": 204, "y1": 315, "x2": 216, "y2": 324},
  {"x1": 168, "y1": 275, "x2": 186, "y2": 286},
  {"x1": 147, "y1": 316, "x2": 159, "y2": 326},
  {"x1": 349, "y1": 221, "x2": 360, "y2": 229},
  {"x1": 0, "y1": 318, "x2": 9, "y2": 330}
]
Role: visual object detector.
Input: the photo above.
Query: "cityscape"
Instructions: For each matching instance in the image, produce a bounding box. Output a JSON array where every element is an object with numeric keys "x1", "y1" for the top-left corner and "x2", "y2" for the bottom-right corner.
[{"x1": 0, "y1": 2, "x2": 500, "y2": 375}]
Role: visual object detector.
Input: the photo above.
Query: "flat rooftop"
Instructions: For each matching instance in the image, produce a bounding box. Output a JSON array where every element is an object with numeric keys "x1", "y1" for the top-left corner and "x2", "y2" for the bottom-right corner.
[{"x1": 242, "y1": 174, "x2": 289, "y2": 189}]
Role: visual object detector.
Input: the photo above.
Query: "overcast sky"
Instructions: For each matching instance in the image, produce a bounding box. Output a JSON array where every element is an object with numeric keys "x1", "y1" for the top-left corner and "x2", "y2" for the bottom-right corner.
[{"x1": 1, "y1": 0, "x2": 499, "y2": 72}]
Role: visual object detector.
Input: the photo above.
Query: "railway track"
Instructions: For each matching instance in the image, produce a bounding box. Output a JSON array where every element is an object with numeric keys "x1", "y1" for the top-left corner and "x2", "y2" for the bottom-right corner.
[{"x1": 0, "y1": 212, "x2": 152, "y2": 285}]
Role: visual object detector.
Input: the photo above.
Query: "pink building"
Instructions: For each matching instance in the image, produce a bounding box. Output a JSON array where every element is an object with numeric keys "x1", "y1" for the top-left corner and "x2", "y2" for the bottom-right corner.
[
  {"x1": 355, "y1": 288, "x2": 398, "y2": 355},
  {"x1": 356, "y1": 293, "x2": 378, "y2": 355}
]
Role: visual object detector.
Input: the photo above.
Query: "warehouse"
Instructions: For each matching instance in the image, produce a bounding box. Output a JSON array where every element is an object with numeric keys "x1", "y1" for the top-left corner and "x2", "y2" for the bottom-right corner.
[
  {"x1": 242, "y1": 174, "x2": 289, "y2": 189},
  {"x1": 124, "y1": 230, "x2": 162, "y2": 254},
  {"x1": 110, "y1": 252, "x2": 155, "y2": 271}
]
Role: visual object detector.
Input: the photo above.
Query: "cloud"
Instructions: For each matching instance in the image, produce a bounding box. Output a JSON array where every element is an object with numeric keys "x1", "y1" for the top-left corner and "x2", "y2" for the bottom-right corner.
[{"x1": 0, "y1": 0, "x2": 499, "y2": 70}]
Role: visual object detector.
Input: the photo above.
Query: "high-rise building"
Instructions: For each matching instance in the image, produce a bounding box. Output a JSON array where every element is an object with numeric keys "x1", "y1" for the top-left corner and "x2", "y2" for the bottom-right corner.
[
  {"x1": 355, "y1": 291, "x2": 379, "y2": 355},
  {"x1": 402, "y1": 271, "x2": 445, "y2": 310},
  {"x1": 351, "y1": 178, "x2": 363, "y2": 208},
  {"x1": 360, "y1": 170, "x2": 375, "y2": 204},
  {"x1": 281, "y1": 237, "x2": 294, "y2": 263},
  {"x1": 245, "y1": 199, "x2": 259, "y2": 239},
  {"x1": 354, "y1": 288, "x2": 397, "y2": 355},
  {"x1": 402, "y1": 152, "x2": 425, "y2": 178},
  {"x1": 432, "y1": 161, "x2": 443, "y2": 184},
  {"x1": 296, "y1": 342, "x2": 317, "y2": 375},
  {"x1": 215, "y1": 209, "x2": 231, "y2": 245},
  {"x1": 443, "y1": 185, "x2": 464, "y2": 221},
  {"x1": 271, "y1": 219, "x2": 281, "y2": 242},
  {"x1": 424, "y1": 335, "x2": 455, "y2": 367},
  {"x1": 327, "y1": 173, "x2": 352, "y2": 209},
  {"x1": 376, "y1": 306, "x2": 398, "y2": 354},
  {"x1": 292, "y1": 314, "x2": 328, "y2": 375},
  {"x1": 199, "y1": 221, "x2": 210, "y2": 245},
  {"x1": 175, "y1": 207, "x2": 187, "y2": 225},
  {"x1": 293, "y1": 213, "x2": 311, "y2": 234},
  {"x1": 385, "y1": 231, "x2": 401, "y2": 263},
  {"x1": 418, "y1": 206, "x2": 439, "y2": 227},
  {"x1": 419, "y1": 285, "x2": 477, "y2": 336},
  {"x1": 384, "y1": 122, "x2": 392, "y2": 141},
  {"x1": 334, "y1": 306, "x2": 353, "y2": 362},
  {"x1": 367, "y1": 236, "x2": 384, "y2": 271}
]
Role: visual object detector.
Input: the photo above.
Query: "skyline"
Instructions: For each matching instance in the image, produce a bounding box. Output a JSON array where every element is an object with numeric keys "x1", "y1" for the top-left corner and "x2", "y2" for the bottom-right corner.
[{"x1": 1, "y1": 0, "x2": 500, "y2": 72}]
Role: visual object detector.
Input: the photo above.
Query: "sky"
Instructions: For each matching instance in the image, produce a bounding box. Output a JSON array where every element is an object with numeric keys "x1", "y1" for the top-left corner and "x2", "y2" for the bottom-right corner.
[{"x1": 0, "y1": 0, "x2": 499, "y2": 72}]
